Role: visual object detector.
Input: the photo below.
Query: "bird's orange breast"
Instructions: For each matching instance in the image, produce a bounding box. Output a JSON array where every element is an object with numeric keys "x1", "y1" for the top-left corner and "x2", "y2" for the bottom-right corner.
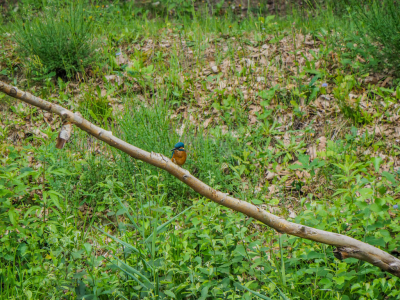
[{"x1": 172, "y1": 149, "x2": 187, "y2": 166}]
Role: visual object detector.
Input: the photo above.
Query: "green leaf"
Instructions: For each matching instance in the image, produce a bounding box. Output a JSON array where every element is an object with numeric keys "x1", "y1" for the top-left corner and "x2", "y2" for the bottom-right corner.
[
  {"x1": 17, "y1": 170, "x2": 36, "y2": 179},
  {"x1": 265, "y1": 15, "x2": 275, "y2": 22},
  {"x1": 365, "y1": 236, "x2": 385, "y2": 247},
  {"x1": 269, "y1": 198, "x2": 280, "y2": 205},
  {"x1": 309, "y1": 75, "x2": 320, "y2": 87},
  {"x1": 111, "y1": 255, "x2": 154, "y2": 289},
  {"x1": 304, "y1": 69, "x2": 322, "y2": 76},
  {"x1": 258, "y1": 89, "x2": 276, "y2": 101},
  {"x1": 234, "y1": 245, "x2": 247, "y2": 257},
  {"x1": 83, "y1": 243, "x2": 92, "y2": 255},
  {"x1": 199, "y1": 285, "x2": 209, "y2": 300},
  {"x1": 95, "y1": 226, "x2": 146, "y2": 260},
  {"x1": 113, "y1": 193, "x2": 141, "y2": 232},
  {"x1": 24, "y1": 290, "x2": 32, "y2": 300},
  {"x1": 0, "y1": 186, "x2": 12, "y2": 197},
  {"x1": 48, "y1": 190, "x2": 63, "y2": 210},
  {"x1": 72, "y1": 250, "x2": 85, "y2": 259},
  {"x1": 375, "y1": 197, "x2": 386, "y2": 207},
  {"x1": 234, "y1": 282, "x2": 273, "y2": 300},
  {"x1": 47, "y1": 167, "x2": 74, "y2": 176},
  {"x1": 382, "y1": 171, "x2": 397, "y2": 184},
  {"x1": 372, "y1": 157, "x2": 383, "y2": 172},
  {"x1": 164, "y1": 290, "x2": 176, "y2": 298},
  {"x1": 251, "y1": 199, "x2": 263, "y2": 205},
  {"x1": 116, "y1": 208, "x2": 128, "y2": 216},
  {"x1": 8, "y1": 207, "x2": 18, "y2": 226},
  {"x1": 269, "y1": 35, "x2": 284, "y2": 44},
  {"x1": 24, "y1": 206, "x2": 41, "y2": 218},
  {"x1": 357, "y1": 188, "x2": 373, "y2": 201},
  {"x1": 288, "y1": 163, "x2": 303, "y2": 170},
  {"x1": 19, "y1": 167, "x2": 34, "y2": 174},
  {"x1": 145, "y1": 205, "x2": 193, "y2": 243},
  {"x1": 370, "y1": 203, "x2": 382, "y2": 212},
  {"x1": 333, "y1": 276, "x2": 345, "y2": 285},
  {"x1": 356, "y1": 201, "x2": 368, "y2": 209},
  {"x1": 88, "y1": 109, "x2": 99, "y2": 122}
]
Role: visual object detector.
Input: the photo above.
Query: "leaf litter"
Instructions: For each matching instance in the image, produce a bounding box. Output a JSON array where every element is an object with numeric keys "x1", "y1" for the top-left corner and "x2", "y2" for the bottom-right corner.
[{"x1": 1, "y1": 22, "x2": 400, "y2": 220}]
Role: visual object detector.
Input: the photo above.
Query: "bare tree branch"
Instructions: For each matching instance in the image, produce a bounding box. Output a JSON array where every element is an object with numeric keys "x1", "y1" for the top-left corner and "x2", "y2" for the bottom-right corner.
[{"x1": 1, "y1": 80, "x2": 399, "y2": 278}]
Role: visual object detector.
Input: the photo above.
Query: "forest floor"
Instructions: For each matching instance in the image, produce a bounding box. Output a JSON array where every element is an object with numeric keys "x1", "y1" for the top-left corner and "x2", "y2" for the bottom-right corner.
[{"x1": 0, "y1": 2, "x2": 399, "y2": 299}]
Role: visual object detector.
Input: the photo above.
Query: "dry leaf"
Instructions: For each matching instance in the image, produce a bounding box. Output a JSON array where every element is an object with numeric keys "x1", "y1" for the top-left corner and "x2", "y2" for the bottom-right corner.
[
  {"x1": 104, "y1": 75, "x2": 122, "y2": 86},
  {"x1": 380, "y1": 77, "x2": 392, "y2": 87},
  {"x1": 265, "y1": 171, "x2": 276, "y2": 180},
  {"x1": 268, "y1": 185, "x2": 277, "y2": 194},
  {"x1": 249, "y1": 115, "x2": 257, "y2": 125},
  {"x1": 203, "y1": 118, "x2": 212, "y2": 128},
  {"x1": 307, "y1": 145, "x2": 317, "y2": 160},
  {"x1": 317, "y1": 136, "x2": 327, "y2": 152}
]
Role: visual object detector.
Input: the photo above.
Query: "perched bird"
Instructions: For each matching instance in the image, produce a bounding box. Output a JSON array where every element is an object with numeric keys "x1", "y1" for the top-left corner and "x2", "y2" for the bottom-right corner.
[{"x1": 171, "y1": 142, "x2": 187, "y2": 166}]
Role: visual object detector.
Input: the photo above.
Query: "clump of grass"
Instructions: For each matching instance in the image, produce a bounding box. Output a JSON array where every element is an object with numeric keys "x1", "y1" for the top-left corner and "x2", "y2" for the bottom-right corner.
[
  {"x1": 347, "y1": 0, "x2": 400, "y2": 73},
  {"x1": 79, "y1": 86, "x2": 113, "y2": 125},
  {"x1": 13, "y1": 1, "x2": 98, "y2": 79}
]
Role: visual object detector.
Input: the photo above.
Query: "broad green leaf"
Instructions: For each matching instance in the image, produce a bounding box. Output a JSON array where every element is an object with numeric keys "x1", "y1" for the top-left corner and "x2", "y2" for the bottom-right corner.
[
  {"x1": 48, "y1": 190, "x2": 63, "y2": 210},
  {"x1": 382, "y1": 171, "x2": 397, "y2": 184},
  {"x1": 372, "y1": 157, "x2": 383, "y2": 172},
  {"x1": 8, "y1": 207, "x2": 18, "y2": 226},
  {"x1": 24, "y1": 206, "x2": 41, "y2": 218},
  {"x1": 370, "y1": 203, "x2": 382, "y2": 213},
  {"x1": 164, "y1": 290, "x2": 176, "y2": 298},
  {"x1": 83, "y1": 243, "x2": 92, "y2": 255}
]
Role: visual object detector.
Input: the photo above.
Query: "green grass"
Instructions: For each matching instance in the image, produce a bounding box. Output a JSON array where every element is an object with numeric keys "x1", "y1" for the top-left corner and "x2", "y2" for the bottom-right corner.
[
  {"x1": 345, "y1": 0, "x2": 400, "y2": 74},
  {"x1": 12, "y1": 1, "x2": 98, "y2": 79},
  {"x1": 1, "y1": 0, "x2": 400, "y2": 299}
]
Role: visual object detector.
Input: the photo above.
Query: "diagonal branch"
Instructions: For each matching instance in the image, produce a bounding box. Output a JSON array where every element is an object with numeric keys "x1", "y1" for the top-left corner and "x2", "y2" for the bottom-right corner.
[{"x1": 1, "y1": 80, "x2": 399, "y2": 278}]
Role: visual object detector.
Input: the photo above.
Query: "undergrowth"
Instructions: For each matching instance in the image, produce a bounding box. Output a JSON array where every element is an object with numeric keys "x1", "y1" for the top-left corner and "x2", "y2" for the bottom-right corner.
[{"x1": 1, "y1": 0, "x2": 400, "y2": 299}]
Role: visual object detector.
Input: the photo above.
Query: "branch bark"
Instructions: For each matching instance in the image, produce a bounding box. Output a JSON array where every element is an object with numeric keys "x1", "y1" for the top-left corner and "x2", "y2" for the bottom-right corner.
[
  {"x1": 55, "y1": 121, "x2": 72, "y2": 149},
  {"x1": 1, "y1": 80, "x2": 399, "y2": 278}
]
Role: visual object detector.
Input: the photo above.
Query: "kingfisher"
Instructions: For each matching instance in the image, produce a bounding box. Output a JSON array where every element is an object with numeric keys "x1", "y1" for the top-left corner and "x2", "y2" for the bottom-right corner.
[{"x1": 171, "y1": 142, "x2": 187, "y2": 166}]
